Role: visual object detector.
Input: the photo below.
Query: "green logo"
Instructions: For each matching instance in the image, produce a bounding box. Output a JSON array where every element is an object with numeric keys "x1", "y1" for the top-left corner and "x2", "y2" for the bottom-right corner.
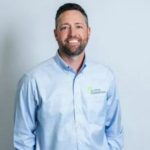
[
  {"x1": 87, "y1": 86, "x2": 92, "y2": 94},
  {"x1": 87, "y1": 86, "x2": 106, "y2": 94}
]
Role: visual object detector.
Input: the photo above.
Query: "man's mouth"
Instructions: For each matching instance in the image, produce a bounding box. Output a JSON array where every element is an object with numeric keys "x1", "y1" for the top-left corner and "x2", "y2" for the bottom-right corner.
[
  {"x1": 67, "y1": 38, "x2": 80, "y2": 45},
  {"x1": 68, "y1": 39, "x2": 78, "y2": 44}
]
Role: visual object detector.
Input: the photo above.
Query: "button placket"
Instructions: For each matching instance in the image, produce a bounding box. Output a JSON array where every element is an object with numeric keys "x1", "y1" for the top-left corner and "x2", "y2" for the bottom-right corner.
[{"x1": 72, "y1": 74, "x2": 83, "y2": 149}]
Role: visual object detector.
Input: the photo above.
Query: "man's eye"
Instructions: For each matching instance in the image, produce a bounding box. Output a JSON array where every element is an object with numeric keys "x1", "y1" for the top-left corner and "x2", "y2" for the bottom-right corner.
[
  {"x1": 76, "y1": 25, "x2": 83, "y2": 29},
  {"x1": 60, "y1": 26, "x2": 68, "y2": 31}
]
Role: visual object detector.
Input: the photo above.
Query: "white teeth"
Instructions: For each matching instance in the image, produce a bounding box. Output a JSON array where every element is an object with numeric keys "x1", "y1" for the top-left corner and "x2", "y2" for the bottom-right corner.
[{"x1": 68, "y1": 39, "x2": 78, "y2": 43}]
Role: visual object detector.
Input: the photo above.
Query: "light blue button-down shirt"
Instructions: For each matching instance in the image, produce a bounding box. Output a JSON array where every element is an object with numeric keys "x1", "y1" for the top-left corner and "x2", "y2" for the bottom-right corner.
[{"x1": 14, "y1": 52, "x2": 123, "y2": 150}]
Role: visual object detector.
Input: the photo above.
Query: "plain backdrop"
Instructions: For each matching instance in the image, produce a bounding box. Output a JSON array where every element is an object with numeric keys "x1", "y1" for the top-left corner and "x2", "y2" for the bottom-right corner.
[{"x1": 0, "y1": 0, "x2": 150, "y2": 150}]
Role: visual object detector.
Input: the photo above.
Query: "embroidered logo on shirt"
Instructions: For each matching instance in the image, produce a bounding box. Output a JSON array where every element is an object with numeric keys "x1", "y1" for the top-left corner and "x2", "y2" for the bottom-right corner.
[{"x1": 87, "y1": 86, "x2": 106, "y2": 94}]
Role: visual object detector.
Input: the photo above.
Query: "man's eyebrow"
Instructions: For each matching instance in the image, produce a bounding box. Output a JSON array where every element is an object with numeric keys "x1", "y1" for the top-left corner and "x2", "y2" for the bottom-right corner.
[
  {"x1": 75, "y1": 22, "x2": 85, "y2": 25},
  {"x1": 59, "y1": 23, "x2": 70, "y2": 26},
  {"x1": 59, "y1": 22, "x2": 84, "y2": 26},
  {"x1": 57, "y1": 22, "x2": 85, "y2": 29}
]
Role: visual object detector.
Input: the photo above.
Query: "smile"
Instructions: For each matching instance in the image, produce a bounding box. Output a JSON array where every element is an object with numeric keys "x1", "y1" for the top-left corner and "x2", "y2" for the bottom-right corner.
[{"x1": 68, "y1": 39, "x2": 79, "y2": 44}]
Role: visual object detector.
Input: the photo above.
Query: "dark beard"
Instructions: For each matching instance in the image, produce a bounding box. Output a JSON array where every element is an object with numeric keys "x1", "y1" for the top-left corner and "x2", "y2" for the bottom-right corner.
[
  {"x1": 59, "y1": 39, "x2": 88, "y2": 57},
  {"x1": 60, "y1": 44, "x2": 85, "y2": 57}
]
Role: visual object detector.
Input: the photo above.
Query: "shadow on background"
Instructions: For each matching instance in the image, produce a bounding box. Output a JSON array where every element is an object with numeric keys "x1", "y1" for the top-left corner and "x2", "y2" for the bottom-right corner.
[{"x1": 0, "y1": 26, "x2": 21, "y2": 150}]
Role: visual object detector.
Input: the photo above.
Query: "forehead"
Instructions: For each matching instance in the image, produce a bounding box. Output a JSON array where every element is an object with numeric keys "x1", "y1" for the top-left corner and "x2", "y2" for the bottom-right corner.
[{"x1": 57, "y1": 10, "x2": 86, "y2": 25}]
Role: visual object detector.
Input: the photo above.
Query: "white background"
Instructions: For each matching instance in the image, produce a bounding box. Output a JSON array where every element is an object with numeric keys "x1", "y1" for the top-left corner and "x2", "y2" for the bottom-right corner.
[{"x1": 0, "y1": 0, "x2": 150, "y2": 149}]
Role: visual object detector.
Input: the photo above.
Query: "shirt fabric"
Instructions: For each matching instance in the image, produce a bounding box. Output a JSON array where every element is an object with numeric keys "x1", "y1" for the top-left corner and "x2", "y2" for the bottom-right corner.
[{"x1": 14, "y1": 52, "x2": 123, "y2": 150}]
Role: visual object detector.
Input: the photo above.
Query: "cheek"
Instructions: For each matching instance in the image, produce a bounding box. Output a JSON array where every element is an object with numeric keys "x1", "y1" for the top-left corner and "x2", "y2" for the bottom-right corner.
[
  {"x1": 58, "y1": 33, "x2": 68, "y2": 42},
  {"x1": 82, "y1": 33, "x2": 89, "y2": 41}
]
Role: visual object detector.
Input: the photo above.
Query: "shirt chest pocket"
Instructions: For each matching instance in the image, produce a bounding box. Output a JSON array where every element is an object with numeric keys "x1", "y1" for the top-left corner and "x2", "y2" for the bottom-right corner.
[{"x1": 83, "y1": 92, "x2": 107, "y2": 124}]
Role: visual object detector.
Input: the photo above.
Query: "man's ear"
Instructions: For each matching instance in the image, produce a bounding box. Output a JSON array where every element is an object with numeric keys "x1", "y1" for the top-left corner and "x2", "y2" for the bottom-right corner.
[
  {"x1": 54, "y1": 29, "x2": 58, "y2": 41},
  {"x1": 88, "y1": 26, "x2": 91, "y2": 38}
]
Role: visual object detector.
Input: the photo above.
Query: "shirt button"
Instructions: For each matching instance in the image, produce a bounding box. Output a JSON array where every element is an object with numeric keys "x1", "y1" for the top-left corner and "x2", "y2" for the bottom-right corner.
[{"x1": 79, "y1": 141, "x2": 82, "y2": 145}]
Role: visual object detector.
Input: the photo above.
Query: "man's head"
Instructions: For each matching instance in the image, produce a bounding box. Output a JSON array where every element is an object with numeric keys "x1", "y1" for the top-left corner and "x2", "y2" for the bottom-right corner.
[
  {"x1": 55, "y1": 3, "x2": 89, "y2": 28},
  {"x1": 54, "y1": 3, "x2": 91, "y2": 57}
]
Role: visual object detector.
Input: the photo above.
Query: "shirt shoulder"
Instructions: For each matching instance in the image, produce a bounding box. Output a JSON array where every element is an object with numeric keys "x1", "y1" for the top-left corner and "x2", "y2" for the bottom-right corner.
[
  {"x1": 24, "y1": 56, "x2": 56, "y2": 78},
  {"x1": 18, "y1": 57, "x2": 57, "y2": 87}
]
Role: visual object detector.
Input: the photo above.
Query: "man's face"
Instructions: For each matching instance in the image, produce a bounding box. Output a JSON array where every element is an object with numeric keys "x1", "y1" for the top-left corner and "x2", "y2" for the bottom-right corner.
[{"x1": 54, "y1": 10, "x2": 90, "y2": 57}]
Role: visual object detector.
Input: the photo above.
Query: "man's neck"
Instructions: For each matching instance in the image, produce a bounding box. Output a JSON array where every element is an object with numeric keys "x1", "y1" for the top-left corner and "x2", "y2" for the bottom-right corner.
[{"x1": 59, "y1": 50, "x2": 85, "y2": 73}]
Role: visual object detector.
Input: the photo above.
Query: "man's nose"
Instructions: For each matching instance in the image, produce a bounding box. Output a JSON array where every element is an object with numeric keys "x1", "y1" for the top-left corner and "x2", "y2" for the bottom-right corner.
[{"x1": 69, "y1": 27, "x2": 76, "y2": 37}]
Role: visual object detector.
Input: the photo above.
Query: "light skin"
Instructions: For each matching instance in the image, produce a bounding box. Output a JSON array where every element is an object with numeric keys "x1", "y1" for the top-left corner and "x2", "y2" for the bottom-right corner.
[{"x1": 54, "y1": 10, "x2": 91, "y2": 73}]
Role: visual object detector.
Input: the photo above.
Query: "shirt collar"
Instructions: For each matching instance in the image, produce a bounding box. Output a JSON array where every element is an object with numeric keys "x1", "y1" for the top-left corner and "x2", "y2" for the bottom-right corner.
[{"x1": 54, "y1": 50, "x2": 87, "y2": 74}]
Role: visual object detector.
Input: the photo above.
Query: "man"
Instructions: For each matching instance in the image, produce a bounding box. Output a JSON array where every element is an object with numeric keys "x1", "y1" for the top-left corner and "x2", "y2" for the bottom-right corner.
[{"x1": 14, "y1": 3, "x2": 123, "y2": 150}]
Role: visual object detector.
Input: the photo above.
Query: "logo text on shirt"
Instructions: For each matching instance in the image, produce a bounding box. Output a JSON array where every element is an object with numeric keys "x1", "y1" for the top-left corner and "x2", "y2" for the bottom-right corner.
[{"x1": 87, "y1": 86, "x2": 106, "y2": 94}]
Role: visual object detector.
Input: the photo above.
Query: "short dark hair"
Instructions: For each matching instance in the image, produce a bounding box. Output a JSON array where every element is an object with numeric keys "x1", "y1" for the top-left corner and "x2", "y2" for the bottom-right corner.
[{"x1": 55, "y1": 3, "x2": 88, "y2": 28}]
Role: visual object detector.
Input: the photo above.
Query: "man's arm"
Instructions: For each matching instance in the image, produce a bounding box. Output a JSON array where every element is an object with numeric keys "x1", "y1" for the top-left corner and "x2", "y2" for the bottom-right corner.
[
  {"x1": 105, "y1": 72, "x2": 124, "y2": 150},
  {"x1": 14, "y1": 74, "x2": 38, "y2": 150}
]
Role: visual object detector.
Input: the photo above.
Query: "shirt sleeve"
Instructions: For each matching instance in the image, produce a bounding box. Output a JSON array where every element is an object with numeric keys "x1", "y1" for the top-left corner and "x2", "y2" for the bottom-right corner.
[
  {"x1": 14, "y1": 74, "x2": 38, "y2": 150},
  {"x1": 105, "y1": 71, "x2": 124, "y2": 150}
]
